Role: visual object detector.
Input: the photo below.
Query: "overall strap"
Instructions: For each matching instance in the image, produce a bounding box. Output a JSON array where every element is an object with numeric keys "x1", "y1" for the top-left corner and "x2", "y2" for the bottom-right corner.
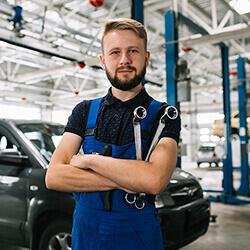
[
  {"x1": 85, "y1": 97, "x2": 103, "y2": 136},
  {"x1": 141, "y1": 99, "x2": 162, "y2": 132}
]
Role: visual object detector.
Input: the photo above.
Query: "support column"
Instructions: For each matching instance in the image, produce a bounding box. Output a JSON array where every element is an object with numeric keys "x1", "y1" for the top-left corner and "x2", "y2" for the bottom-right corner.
[
  {"x1": 131, "y1": 0, "x2": 144, "y2": 24},
  {"x1": 220, "y1": 44, "x2": 234, "y2": 197},
  {"x1": 165, "y1": 10, "x2": 181, "y2": 168},
  {"x1": 164, "y1": 10, "x2": 178, "y2": 106},
  {"x1": 236, "y1": 56, "x2": 250, "y2": 196}
]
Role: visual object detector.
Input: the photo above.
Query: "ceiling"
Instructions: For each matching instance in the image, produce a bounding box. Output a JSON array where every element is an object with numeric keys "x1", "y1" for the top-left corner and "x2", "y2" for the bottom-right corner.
[{"x1": 0, "y1": 0, "x2": 250, "y2": 113}]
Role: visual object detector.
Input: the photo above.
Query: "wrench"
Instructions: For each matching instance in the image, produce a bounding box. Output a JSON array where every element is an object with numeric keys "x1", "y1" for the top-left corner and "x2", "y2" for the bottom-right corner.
[
  {"x1": 124, "y1": 106, "x2": 147, "y2": 209},
  {"x1": 145, "y1": 105, "x2": 178, "y2": 161},
  {"x1": 134, "y1": 105, "x2": 178, "y2": 208},
  {"x1": 133, "y1": 106, "x2": 147, "y2": 160},
  {"x1": 125, "y1": 105, "x2": 178, "y2": 210}
]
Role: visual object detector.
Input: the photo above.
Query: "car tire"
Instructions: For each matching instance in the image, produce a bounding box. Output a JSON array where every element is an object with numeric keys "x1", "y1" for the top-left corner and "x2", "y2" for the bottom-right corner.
[{"x1": 38, "y1": 218, "x2": 72, "y2": 250}]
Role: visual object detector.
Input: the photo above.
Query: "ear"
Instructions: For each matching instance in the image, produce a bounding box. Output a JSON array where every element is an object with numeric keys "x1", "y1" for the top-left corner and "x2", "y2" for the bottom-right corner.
[
  {"x1": 99, "y1": 54, "x2": 105, "y2": 70},
  {"x1": 145, "y1": 51, "x2": 150, "y2": 66}
]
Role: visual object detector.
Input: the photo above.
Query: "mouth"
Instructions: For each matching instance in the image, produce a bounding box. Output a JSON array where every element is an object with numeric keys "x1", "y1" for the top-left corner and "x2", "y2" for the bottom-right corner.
[
  {"x1": 117, "y1": 70, "x2": 134, "y2": 73},
  {"x1": 117, "y1": 66, "x2": 136, "y2": 73}
]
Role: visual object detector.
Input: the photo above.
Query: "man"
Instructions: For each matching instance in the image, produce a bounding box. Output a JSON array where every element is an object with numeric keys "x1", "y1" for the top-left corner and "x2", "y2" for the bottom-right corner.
[{"x1": 46, "y1": 18, "x2": 181, "y2": 250}]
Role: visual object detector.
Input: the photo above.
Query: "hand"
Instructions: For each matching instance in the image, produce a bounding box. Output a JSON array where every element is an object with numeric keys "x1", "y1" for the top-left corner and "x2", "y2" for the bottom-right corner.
[{"x1": 70, "y1": 154, "x2": 89, "y2": 169}]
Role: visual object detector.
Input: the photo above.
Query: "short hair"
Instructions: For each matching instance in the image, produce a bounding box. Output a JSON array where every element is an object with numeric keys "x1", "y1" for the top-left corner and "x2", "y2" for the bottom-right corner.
[{"x1": 101, "y1": 18, "x2": 148, "y2": 51}]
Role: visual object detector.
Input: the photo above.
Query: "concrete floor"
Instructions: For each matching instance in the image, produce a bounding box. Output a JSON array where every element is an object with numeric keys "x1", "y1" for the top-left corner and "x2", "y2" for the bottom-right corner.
[{"x1": 181, "y1": 160, "x2": 250, "y2": 250}]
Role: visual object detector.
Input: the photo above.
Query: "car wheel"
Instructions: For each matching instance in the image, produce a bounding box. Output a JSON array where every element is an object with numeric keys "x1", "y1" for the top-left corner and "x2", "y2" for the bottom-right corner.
[{"x1": 38, "y1": 218, "x2": 72, "y2": 250}]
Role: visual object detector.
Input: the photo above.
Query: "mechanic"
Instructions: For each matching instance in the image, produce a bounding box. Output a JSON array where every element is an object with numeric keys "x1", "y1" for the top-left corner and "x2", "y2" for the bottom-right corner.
[{"x1": 45, "y1": 17, "x2": 181, "y2": 250}]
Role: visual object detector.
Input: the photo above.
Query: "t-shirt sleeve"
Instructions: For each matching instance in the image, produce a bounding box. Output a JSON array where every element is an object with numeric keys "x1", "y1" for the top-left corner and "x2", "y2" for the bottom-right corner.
[
  {"x1": 64, "y1": 100, "x2": 90, "y2": 138},
  {"x1": 157, "y1": 103, "x2": 181, "y2": 144}
]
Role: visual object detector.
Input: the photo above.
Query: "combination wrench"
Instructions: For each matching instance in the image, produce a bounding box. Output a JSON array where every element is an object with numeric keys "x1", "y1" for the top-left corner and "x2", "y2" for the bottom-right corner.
[
  {"x1": 145, "y1": 105, "x2": 178, "y2": 161},
  {"x1": 125, "y1": 105, "x2": 178, "y2": 209},
  {"x1": 125, "y1": 106, "x2": 147, "y2": 209},
  {"x1": 133, "y1": 106, "x2": 147, "y2": 160}
]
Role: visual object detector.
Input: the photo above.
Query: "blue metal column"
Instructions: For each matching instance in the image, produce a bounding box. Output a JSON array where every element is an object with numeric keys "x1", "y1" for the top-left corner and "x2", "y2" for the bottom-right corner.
[
  {"x1": 164, "y1": 10, "x2": 178, "y2": 106},
  {"x1": 220, "y1": 44, "x2": 234, "y2": 198},
  {"x1": 131, "y1": 0, "x2": 144, "y2": 24},
  {"x1": 236, "y1": 56, "x2": 250, "y2": 196},
  {"x1": 164, "y1": 10, "x2": 181, "y2": 168}
]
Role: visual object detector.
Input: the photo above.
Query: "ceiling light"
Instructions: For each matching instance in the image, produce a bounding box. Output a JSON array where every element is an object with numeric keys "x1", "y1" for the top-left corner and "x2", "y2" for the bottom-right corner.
[
  {"x1": 53, "y1": 27, "x2": 68, "y2": 35},
  {"x1": 20, "y1": 29, "x2": 41, "y2": 39},
  {"x1": 75, "y1": 34, "x2": 91, "y2": 44},
  {"x1": 53, "y1": 38, "x2": 65, "y2": 46}
]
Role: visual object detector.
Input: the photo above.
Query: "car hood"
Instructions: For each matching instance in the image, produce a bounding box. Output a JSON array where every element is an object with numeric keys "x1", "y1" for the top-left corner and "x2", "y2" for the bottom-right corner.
[
  {"x1": 166, "y1": 168, "x2": 200, "y2": 189},
  {"x1": 156, "y1": 168, "x2": 203, "y2": 208}
]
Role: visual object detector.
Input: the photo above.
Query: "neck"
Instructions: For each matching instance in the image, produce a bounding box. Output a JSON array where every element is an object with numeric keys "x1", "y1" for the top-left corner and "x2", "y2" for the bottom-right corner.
[{"x1": 111, "y1": 84, "x2": 143, "y2": 102}]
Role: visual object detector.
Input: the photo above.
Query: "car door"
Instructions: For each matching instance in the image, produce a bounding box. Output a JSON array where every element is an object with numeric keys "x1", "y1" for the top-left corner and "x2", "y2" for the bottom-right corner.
[{"x1": 0, "y1": 125, "x2": 30, "y2": 245}]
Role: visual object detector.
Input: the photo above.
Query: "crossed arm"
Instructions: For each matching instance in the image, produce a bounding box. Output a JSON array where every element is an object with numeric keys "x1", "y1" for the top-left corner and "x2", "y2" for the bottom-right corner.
[{"x1": 45, "y1": 132, "x2": 177, "y2": 195}]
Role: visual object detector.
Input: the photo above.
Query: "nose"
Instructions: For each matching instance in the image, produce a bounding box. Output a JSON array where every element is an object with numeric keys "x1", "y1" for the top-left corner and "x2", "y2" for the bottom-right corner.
[{"x1": 119, "y1": 51, "x2": 132, "y2": 65}]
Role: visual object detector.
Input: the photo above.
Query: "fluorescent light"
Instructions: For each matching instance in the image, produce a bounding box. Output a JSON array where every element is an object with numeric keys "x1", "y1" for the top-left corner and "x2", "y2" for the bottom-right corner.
[
  {"x1": 75, "y1": 34, "x2": 91, "y2": 44},
  {"x1": 229, "y1": 0, "x2": 250, "y2": 14},
  {"x1": 53, "y1": 38, "x2": 65, "y2": 46},
  {"x1": 20, "y1": 29, "x2": 41, "y2": 39},
  {"x1": 54, "y1": 27, "x2": 68, "y2": 35},
  {"x1": 63, "y1": 42, "x2": 80, "y2": 52}
]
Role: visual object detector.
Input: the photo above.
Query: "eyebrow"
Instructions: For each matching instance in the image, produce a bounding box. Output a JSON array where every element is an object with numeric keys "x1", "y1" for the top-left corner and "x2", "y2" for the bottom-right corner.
[{"x1": 108, "y1": 46, "x2": 140, "y2": 52}]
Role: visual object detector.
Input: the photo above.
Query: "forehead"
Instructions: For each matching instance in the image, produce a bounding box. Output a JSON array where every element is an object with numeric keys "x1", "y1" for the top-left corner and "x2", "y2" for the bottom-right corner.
[{"x1": 102, "y1": 30, "x2": 144, "y2": 51}]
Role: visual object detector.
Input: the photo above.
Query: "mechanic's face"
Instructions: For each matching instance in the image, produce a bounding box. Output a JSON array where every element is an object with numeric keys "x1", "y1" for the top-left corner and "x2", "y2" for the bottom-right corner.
[{"x1": 99, "y1": 30, "x2": 150, "y2": 91}]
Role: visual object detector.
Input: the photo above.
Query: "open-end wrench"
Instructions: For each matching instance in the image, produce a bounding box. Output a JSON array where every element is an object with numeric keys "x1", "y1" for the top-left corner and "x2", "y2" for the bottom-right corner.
[
  {"x1": 145, "y1": 105, "x2": 178, "y2": 161},
  {"x1": 133, "y1": 106, "x2": 147, "y2": 160}
]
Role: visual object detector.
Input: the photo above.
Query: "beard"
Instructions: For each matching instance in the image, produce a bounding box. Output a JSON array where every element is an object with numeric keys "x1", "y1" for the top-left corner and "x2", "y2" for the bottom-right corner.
[{"x1": 105, "y1": 63, "x2": 146, "y2": 91}]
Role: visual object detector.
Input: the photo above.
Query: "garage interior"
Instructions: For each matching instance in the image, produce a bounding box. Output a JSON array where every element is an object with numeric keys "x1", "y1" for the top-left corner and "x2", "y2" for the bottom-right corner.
[{"x1": 0, "y1": 0, "x2": 250, "y2": 249}]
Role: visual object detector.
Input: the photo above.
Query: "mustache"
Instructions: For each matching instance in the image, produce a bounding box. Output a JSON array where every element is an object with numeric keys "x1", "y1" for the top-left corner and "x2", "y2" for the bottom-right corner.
[{"x1": 116, "y1": 66, "x2": 136, "y2": 71}]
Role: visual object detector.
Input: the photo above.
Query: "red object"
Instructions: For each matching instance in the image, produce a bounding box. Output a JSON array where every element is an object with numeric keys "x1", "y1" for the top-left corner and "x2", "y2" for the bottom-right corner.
[
  {"x1": 181, "y1": 47, "x2": 192, "y2": 52},
  {"x1": 78, "y1": 62, "x2": 86, "y2": 68},
  {"x1": 229, "y1": 70, "x2": 237, "y2": 77},
  {"x1": 89, "y1": 0, "x2": 104, "y2": 7}
]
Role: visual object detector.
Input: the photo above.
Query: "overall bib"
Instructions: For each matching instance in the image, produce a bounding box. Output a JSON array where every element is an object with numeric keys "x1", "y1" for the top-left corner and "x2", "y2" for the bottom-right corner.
[{"x1": 72, "y1": 97, "x2": 164, "y2": 250}]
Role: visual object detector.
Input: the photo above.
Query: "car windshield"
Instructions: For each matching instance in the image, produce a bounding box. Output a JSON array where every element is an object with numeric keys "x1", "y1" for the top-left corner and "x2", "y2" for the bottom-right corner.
[{"x1": 17, "y1": 123, "x2": 64, "y2": 162}]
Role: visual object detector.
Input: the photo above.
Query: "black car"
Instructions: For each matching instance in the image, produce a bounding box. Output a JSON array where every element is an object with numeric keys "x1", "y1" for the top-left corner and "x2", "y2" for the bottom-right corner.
[{"x1": 0, "y1": 119, "x2": 210, "y2": 250}]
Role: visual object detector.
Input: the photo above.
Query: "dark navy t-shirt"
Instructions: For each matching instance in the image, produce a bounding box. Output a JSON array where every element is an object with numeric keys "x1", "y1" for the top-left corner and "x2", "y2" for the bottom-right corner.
[{"x1": 65, "y1": 88, "x2": 181, "y2": 145}]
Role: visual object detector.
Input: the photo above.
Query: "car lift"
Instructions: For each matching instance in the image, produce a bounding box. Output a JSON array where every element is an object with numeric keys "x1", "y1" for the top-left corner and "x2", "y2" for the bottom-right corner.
[
  {"x1": 205, "y1": 46, "x2": 250, "y2": 205},
  {"x1": 164, "y1": 7, "x2": 250, "y2": 204}
]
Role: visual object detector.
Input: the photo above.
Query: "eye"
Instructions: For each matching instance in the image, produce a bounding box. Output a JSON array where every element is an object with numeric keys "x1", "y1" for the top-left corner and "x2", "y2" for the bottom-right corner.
[
  {"x1": 110, "y1": 50, "x2": 120, "y2": 55},
  {"x1": 128, "y1": 49, "x2": 138, "y2": 54}
]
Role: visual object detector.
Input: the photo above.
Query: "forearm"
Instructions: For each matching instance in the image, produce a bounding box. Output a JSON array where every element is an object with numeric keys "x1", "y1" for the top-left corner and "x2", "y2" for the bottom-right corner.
[
  {"x1": 88, "y1": 157, "x2": 155, "y2": 193},
  {"x1": 45, "y1": 163, "x2": 118, "y2": 193},
  {"x1": 70, "y1": 138, "x2": 177, "y2": 195}
]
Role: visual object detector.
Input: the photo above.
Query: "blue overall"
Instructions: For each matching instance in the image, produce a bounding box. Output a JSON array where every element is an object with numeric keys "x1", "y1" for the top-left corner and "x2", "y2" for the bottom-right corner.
[{"x1": 72, "y1": 97, "x2": 164, "y2": 250}]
